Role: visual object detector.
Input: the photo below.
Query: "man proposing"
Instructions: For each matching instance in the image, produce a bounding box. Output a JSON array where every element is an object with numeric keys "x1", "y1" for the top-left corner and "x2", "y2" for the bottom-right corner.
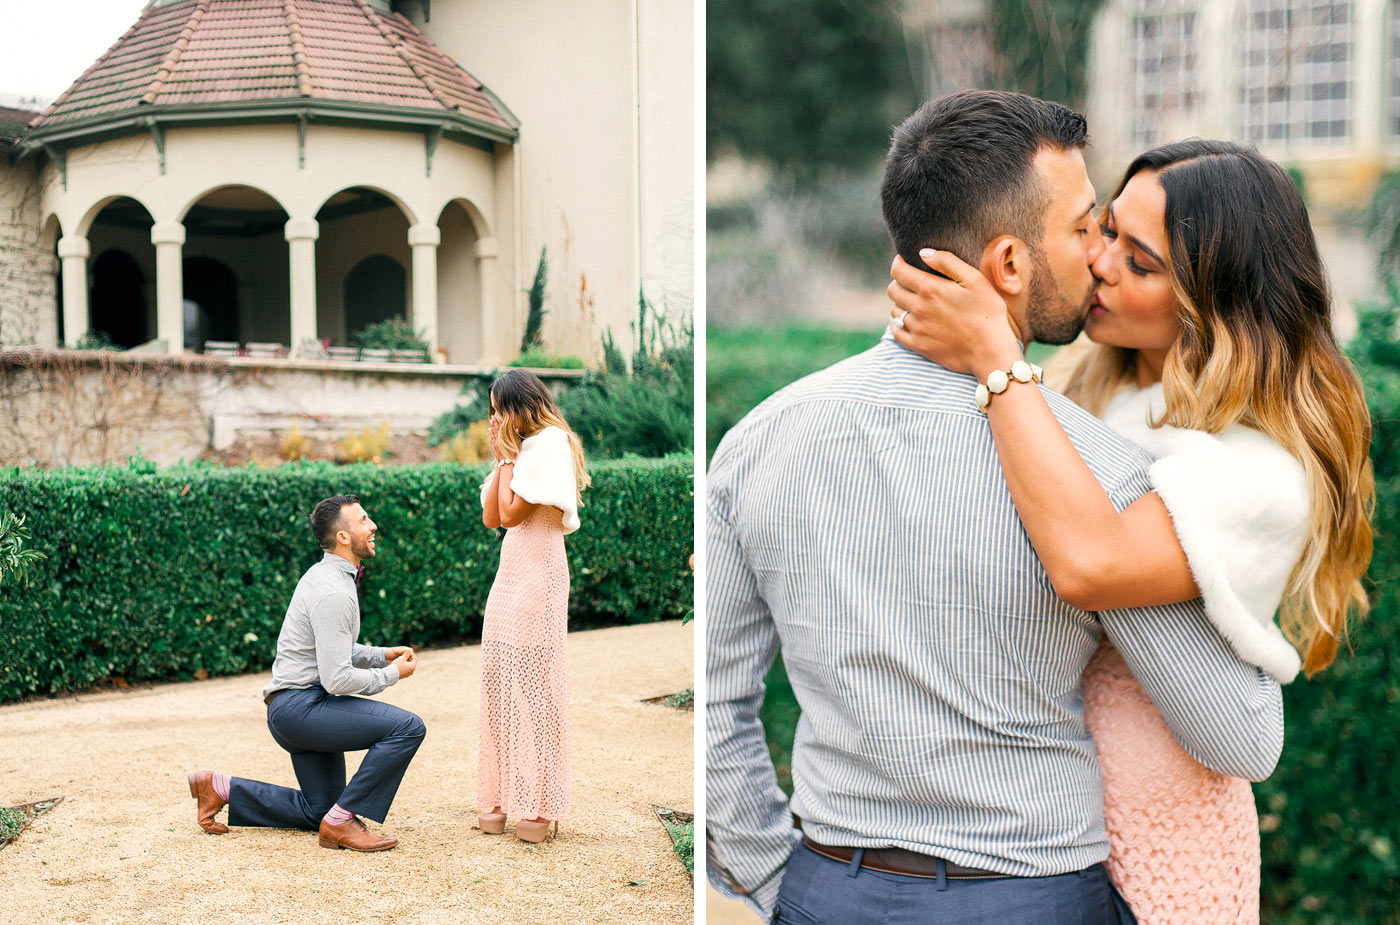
[
  {"x1": 187, "y1": 494, "x2": 425, "y2": 852},
  {"x1": 706, "y1": 91, "x2": 1285, "y2": 923}
]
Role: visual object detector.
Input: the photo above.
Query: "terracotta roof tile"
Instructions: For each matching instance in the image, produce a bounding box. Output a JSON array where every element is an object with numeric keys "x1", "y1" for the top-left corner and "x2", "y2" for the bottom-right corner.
[{"x1": 31, "y1": 0, "x2": 513, "y2": 136}]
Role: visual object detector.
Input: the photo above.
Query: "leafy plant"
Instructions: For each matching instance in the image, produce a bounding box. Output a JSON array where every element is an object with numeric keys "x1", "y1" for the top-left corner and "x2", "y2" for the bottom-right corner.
[
  {"x1": 0, "y1": 807, "x2": 27, "y2": 841},
  {"x1": 557, "y1": 294, "x2": 694, "y2": 459},
  {"x1": 666, "y1": 819, "x2": 695, "y2": 876},
  {"x1": 440, "y1": 420, "x2": 491, "y2": 465},
  {"x1": 522, "y1": 247, "x2": 547, "y2": 351},
  {"x1": 350, "y1": 318, "x2": 429, "y2": 359},
  {"x1": 280, "y1": 427, "x2": 308, "y2": 462},
  {"x1": 339, "y1": 421, "x2": 392, "y2": 464},
  {"x1": 72, "y1": 329, "x2": 121, "y2": 351},
  {"x1": 0, "y1": 511, "x2": 44, "y2": 586},
  {"x1": 511, "y1": 348, "x2": 584, "y2": 370}
]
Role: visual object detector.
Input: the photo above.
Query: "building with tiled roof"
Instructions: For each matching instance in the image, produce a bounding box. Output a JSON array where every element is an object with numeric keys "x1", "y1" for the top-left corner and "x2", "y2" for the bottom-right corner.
[{"x1": 1, "y1": 0, "x2": 693, "y2": 372}]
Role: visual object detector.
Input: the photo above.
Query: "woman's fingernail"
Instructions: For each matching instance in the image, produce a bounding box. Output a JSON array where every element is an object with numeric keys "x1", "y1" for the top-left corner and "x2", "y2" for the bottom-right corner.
[{"x1": 920, "y1": 248, "x2": 936, "y2": 259}]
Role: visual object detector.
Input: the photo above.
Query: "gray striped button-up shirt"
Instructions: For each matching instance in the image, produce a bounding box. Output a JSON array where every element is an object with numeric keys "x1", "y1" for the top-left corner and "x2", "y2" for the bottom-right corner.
[
  {"x1": 262, "y1": 552, "x2": 398, "y2": 701},
  {"x1": 705, "y1": 334, "x2": 1284, "y2": 916}
]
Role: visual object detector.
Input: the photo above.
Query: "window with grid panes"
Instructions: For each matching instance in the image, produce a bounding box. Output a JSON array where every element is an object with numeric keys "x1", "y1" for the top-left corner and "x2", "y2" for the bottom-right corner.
[
  {"x1": 1241, "y1": 0, "x2": 1352, "y2": 145},
  {"x1": 1133, "y1": 0, "x2": 1201, "y2": 146}
]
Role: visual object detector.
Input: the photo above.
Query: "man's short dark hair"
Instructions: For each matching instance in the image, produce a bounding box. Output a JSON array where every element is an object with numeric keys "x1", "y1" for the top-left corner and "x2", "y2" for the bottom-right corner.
[
  {"x1": 880, "y1": 90, "x2": 1088, "y2": 267},
  {"x1": 310, "y1": 494, "x2": 359, "y2": 551}
]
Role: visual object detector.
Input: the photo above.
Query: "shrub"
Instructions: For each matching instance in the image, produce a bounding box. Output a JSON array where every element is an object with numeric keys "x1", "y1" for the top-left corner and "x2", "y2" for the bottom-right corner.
[
  {"x1": 1251, "y1": 290, "x2": 1400, "y2": 923},
  {"x1": 0, "y1": 511, "x2": 44, "y2": 586},
  {"x1": 339, "y1": 421, "x2": 392, "y2": 464},
  {"x1": 439, "y1": 421, "x2": 491, "y2": 465},
  {"x1": 558, "y1": 297, "x2": 694, "y2": 459},
  {"x1": 71, "y1": 330, "x2": 121, "y2": 351},
  {"x1": 0, "y1": 454, "x2": 693, "y2": 702},
  {"x1": 350, "y1": 318, "x2": 429, "y2": 359},
  {"x1": 511, "y1": 348, "x2": 585, "y2": 369},
  {"x1": 522, "y1": 247, "x2": 548, "y2": 351}
]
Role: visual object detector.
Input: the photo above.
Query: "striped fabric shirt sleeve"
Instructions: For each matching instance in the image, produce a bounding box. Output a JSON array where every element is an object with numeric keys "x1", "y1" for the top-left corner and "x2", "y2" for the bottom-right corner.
[
  {"x1": 705, "y1": 434, "x2": 798, "y2": 917},
  {"x1": 1096, "y1": 469, "x2": 1286, "y2": 781}
]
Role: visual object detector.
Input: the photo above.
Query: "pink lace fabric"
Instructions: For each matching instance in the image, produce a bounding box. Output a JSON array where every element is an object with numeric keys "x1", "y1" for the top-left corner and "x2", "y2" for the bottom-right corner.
[
  {"x1": 1084, "y1": 641, "x2": 1260, "y2": 924},
  {"x1": 477, "y1": 504, "x2": 571, "y2": 820}
]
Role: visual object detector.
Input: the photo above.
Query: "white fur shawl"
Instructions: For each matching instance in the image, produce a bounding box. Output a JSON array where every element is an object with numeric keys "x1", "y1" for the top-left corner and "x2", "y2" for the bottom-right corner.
[
  {"x1": 1102, "y1": 384, "x2": 1306, "y2": 683},
  {"x1": 479, "y1": 425, "x2": 580, "y2": 534}
]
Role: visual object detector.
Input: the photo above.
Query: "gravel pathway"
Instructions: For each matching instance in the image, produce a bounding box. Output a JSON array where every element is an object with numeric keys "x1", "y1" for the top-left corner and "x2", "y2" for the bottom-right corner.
[{"x1": 0, "y1": 620, "x2": 694, "y2": 925}]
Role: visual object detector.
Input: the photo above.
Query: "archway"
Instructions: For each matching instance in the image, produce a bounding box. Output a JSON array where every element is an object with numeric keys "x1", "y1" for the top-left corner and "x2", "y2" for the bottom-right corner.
[
  {"x1": 90, "y1": 249, "x2": 148, "y2": 348},
  {"x1": 437, "y1": 199, "x2": 483, "y2": 362},
  {"x1": 315, "y1": 188, "x2": 412, "y2": 345},
  {"x1": 181, "y1": 186, "x2": 290, "y2": 348},
  {"x1": 182, "y1": 257, "x2": 240, "y2": 350},
  {"x1": 87, "y1": 197, "x2": 156, "y2": 348},
  {"x1": 344, "y1": 255, "x2": 407, "y2": 340}
]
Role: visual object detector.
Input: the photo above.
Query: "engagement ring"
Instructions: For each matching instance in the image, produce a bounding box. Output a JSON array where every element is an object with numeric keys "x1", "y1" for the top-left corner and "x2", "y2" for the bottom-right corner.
[{"x1": 894, "y1": 310, "x2": 909, "y2": 330}]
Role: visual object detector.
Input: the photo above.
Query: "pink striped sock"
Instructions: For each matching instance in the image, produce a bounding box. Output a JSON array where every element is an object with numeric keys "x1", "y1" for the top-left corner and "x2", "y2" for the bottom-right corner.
[
  {"x1": 212, "y1": 772, "x2": 230, "y2": 801},
  {"x1": 323, "y1": 804, "x2": 355, "y2": 825}
]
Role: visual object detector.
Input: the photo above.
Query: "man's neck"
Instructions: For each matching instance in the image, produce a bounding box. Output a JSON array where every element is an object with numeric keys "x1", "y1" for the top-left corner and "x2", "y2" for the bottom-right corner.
[{"x1": 330, "y1": 548, "x2": 360, "y2": 568}]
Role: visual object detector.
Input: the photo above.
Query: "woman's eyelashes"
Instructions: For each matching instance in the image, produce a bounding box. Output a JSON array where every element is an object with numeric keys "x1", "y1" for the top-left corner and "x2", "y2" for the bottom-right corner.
[{"x1": 1099, "y1": 226, "x2": 1150, "y2": 277}]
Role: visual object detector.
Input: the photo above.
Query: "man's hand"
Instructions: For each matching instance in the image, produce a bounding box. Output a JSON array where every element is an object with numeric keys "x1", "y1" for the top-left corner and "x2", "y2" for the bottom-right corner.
[{"x1": 390, "y1": 649, "x2": 418, "y2": 679}]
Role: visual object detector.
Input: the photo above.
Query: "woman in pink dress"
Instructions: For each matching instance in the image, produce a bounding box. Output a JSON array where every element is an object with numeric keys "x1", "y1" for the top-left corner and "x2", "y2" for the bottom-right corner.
[
  {"x1": 477, "y1": 368, "x2": 589, "y2": 843},
  {"x1": 886, "y1": 140, "x2": 1374, "y2": 922}
]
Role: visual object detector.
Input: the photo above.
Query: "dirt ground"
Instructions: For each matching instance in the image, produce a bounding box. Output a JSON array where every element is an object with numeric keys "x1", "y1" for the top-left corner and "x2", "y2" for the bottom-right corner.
[{"x1": 0, "y1": 620, "x2": 694, "y2": 925}]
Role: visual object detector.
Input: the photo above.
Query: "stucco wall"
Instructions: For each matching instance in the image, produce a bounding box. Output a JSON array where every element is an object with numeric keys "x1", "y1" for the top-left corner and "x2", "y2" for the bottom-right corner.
[
  {"x1": 36, "y1": 121, "x2": 509, "y2": 361},
  {"x1": 0, "y1": 159, "x2": 57, "y2": 347},
  {"x1": 0, "y1": 348, "x2": 583, "y2": 467},
  {"x1": 410, "y1": 0, "x2": 695, "y2": 358}
]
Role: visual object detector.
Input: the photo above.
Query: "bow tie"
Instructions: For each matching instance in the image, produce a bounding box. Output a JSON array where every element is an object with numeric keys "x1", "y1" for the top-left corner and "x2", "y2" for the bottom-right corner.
[{"x1": 354, "y1": 565, "x2": 365, "y2": 584}]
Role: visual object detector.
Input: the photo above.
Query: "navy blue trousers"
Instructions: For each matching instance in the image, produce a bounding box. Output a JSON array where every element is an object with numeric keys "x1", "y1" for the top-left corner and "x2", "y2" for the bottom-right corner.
[
  {"x1": 773, "y1": 844, "x2": 1139, "y2": 925},
  {"x1": 226, "y1": 686, "x2": 426, "y2": 830}
]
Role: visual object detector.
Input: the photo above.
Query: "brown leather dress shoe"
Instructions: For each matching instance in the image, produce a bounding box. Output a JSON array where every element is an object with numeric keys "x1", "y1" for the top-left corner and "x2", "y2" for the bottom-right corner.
[
  {"x1": 318, "y1": 816, "x2": 399, "y2": 852},
  {"x1": 187, "y1": 770, "x2": 228, "y2": 834}
]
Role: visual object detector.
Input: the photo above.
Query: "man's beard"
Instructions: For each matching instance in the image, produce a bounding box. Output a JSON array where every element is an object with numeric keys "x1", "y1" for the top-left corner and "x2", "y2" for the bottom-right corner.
[
  {"x1": 351, "y1": 534, "x2": 375, "y2": 559},
  {"x1": 1025, "y1": 244, "x2": 1095, "y2": 346}
]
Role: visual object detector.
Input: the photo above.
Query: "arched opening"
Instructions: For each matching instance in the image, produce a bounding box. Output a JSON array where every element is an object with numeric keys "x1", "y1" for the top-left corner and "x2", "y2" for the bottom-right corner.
[
  {"x1": 437, "y1": 199, "x2": 483, "y2": 363},
  {"x1": 181, "y1": 186, "x2": 290, "y2": 350},
  {"x1": 315, "y1": 187, "x2": 412, "y2": 345},
  {"x1": 182, "y1": 257, "x2": 240, "y2": 350},
  {"x1": 87, "y1": 197, "x2": 156, "y2": 348},
  {"x1": 90, "y1": 249, "x2": 148, "y2": 348},
  {"x1": 344, "y1": 255, "x2": 407, "y2": 339}
]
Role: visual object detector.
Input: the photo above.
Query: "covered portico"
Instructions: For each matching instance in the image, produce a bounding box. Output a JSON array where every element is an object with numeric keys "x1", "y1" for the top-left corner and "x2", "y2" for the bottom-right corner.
[{"x1": 20, "y1": 0, "x2": 519, "y2": 364}]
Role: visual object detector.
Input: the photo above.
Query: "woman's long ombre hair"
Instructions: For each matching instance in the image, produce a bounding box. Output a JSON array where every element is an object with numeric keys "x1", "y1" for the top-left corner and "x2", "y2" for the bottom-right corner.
[
  {"x1": 491, "y1": 368, "x2": 591, "y2": 500},
  {"x1": 1058, "y1": 140, "x2": 1373, "y2": 675}
]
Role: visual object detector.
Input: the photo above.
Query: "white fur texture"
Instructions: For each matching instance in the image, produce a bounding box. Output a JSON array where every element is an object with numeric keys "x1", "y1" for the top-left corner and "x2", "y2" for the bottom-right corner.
[
  {"x1": 479, "y1": 425, "x2": 580, "y2": 534},
  {"x1": 1103, "y1": 384, "x2": 1306, "y2": 683}
]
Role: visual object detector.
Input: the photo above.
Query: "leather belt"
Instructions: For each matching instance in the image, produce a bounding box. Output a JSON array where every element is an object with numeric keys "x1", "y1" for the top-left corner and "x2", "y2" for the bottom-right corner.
[
  {"x1": 264, "y1": 689, "x2": 286, "y2": 707},
  {"x1": 802, "y1": 836, "x2": 1011, "y2": 880}
]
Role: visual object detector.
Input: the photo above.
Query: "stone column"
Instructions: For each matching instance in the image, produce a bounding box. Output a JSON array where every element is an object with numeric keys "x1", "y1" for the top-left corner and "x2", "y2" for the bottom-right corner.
[
  {"x1": 408, "y1": 223, "x2": 440, "y2": 355},
  {"x1": 285, "y1": 218, "x2": 319, "y2": 352},
  {"x1": 151, "y1": 221, "x2": 186, "y2": 353},
  {"x1": 57, "y1": 236, "x2": 90, "y2": 347},
  {"x1": 474, "y1": 236, "x2": 500, "y2": 363}
]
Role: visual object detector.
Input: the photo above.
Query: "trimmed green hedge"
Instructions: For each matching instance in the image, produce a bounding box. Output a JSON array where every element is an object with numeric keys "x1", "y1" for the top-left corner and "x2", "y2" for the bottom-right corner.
[{"x1": 0, "y1": 455, "x2": 693, "y2": 702}]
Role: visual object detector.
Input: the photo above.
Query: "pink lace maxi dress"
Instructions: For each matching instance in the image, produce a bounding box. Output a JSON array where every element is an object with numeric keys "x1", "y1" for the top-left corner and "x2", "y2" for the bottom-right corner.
[
  {"x1": 477, "y1": 502, "x2": 571, "y2": 821},
  {"x1": 1087, "y1": 384, "x2": 1309, "y2": 924}
]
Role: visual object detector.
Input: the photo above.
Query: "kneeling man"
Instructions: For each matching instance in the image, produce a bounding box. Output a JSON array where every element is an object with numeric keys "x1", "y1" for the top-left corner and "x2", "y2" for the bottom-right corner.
[{"x1": 187, "y1": 494, "x2": 424, "y2": 851}]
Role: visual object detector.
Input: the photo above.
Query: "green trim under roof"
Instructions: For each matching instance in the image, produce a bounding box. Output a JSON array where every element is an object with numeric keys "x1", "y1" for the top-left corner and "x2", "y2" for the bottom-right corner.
[{"x1": 17, "y1": 97, "x2": 518, "y2": 160}]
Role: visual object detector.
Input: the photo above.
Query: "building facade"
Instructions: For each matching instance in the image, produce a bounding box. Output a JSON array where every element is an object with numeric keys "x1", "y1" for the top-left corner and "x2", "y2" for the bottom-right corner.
[{"x1": 0, "y1": 0, "x2": 693, "y2": 366}]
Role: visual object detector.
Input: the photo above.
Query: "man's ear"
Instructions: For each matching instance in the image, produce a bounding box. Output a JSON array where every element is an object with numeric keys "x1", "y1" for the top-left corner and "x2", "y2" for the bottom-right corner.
[{"x1": 979, "y1": 235, "x2": 1028, "y2": 298}]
